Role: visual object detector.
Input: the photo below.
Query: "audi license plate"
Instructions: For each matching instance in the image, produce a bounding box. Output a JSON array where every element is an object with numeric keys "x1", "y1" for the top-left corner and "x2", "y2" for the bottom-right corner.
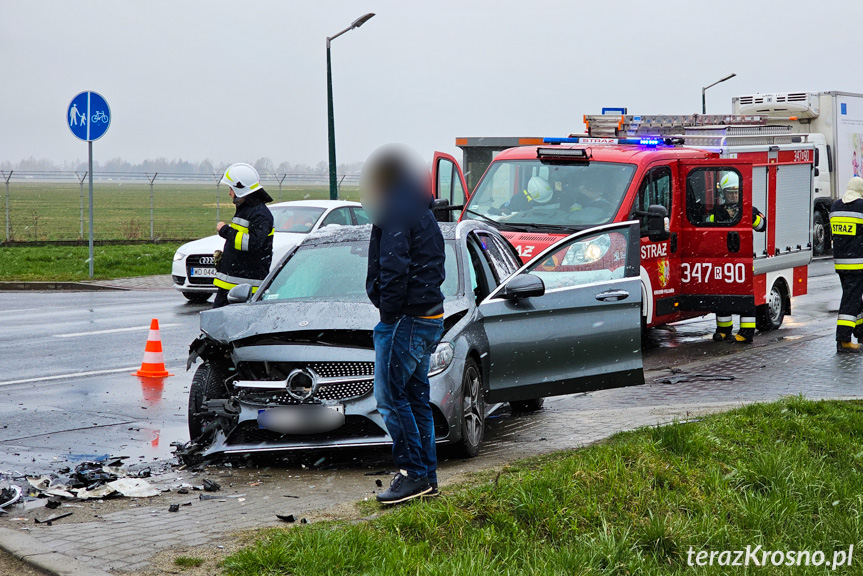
[
  {"x1": 257, "y1": 404, "x2": 345, "y2": 434},
  {"x1": 190, "y1": 267, "x2": 216, "y2": 277}
]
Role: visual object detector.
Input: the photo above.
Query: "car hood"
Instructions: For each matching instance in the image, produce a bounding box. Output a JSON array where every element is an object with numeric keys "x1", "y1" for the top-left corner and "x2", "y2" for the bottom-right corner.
[
  {"x1": 178, "y1": 232, "x2": 306, "y2": 264},
  {"x1": 200, "y1": 300, "x2": 381, "y2": 344}
]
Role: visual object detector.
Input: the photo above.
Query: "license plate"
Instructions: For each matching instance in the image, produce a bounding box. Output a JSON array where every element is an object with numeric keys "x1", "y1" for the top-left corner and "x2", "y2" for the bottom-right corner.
[
  {"x1": 190, "y1": 267, "x2": 216, "y2": 277},
  {"x1": 257, "y1": 405, "x2": 345, "y2": 433}
]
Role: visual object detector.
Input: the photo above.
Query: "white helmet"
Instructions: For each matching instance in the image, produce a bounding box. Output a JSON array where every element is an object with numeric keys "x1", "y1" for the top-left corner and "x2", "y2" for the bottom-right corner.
[
  {"x1": 220, "y1": 163, "x2": 262, "y2": 198},
  {"x1": 720, "y1": 172, "x2": 740, "y2": 192},
  {"x1": 526, "y1": 176, "x2": 553, "y2": 204}
]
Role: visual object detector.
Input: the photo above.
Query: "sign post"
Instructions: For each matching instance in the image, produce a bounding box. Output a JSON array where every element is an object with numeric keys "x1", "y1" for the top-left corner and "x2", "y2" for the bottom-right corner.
[{"x1": 67, "y1": 91, "x2": 110, "y2": 278}]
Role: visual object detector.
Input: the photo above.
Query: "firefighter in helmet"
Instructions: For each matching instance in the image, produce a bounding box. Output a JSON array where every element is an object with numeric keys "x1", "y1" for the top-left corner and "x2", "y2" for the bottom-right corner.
[
  {"x1": 496, "y1": 176, "x2": 554, "y2": 214},
  {"x1": 830, "y1": 176, "x2": 863, "y2": 353},
  {"x1": 711, "y1": 171, "x2": 767, "y2": 343},
  {"x1": 212, "y1": 163, "x2": 275, "y2": 308}
]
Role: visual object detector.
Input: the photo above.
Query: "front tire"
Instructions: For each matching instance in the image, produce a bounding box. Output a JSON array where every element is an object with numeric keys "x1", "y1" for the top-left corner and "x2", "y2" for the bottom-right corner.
[
  {"x1": 813, "y1": 211, "x2": 828, "y2": 257},
  {"x1": 455, "y1": 358, "x2": 484, "y2": 458},
  {"x1": 183, "y1": 291, "x2": 212, "y2": 303},
  {"x1": 188, "y1": 363, "x2": 229, "y2": 441},
  {"x1": 756, "y1": 281, "x2": 786, "y2": 332}
]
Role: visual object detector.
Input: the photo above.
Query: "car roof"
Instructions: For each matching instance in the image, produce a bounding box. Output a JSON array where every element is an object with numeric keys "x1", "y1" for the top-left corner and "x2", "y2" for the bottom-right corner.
[
  {"x1": 301, "y1": 220, "x2": 499, "y2": 247},
  {"x1": 494, "y1": 144, "x2": 711, "y2": 163},
  {"x1": 270, "y1": 199, "x2": 361, "y2": 208}
]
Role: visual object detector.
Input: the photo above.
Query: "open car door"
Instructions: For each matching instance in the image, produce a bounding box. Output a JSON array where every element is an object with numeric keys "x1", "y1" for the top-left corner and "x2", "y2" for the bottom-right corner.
[
  {"x1": 432, "y1": 152, "x2": 469, "y2": 223},
  {"x1": 479, "y1": 221, "x2": 643, "y2": 403}
]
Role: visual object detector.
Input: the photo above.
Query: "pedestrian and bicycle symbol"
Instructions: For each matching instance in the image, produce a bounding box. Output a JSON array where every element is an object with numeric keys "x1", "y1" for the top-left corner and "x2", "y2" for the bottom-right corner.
[{"x1": 67, "y1": 91, "x2": 111, "y2": 141}]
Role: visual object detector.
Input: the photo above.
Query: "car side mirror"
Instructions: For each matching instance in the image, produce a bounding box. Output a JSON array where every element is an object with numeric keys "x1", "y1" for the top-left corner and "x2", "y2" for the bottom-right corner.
[
  {"x1": 432, "y1": 198, "x2": 452, "y2": 223},
  {"x1": 501, "y1": 273, "x2": 545, "y2": 300},
  {"x1": 227, "y1": 283, "x2": 253, "y2": 304},
  {"x1": 647, "y1": 204, "x2": 670, "y2": 242}
]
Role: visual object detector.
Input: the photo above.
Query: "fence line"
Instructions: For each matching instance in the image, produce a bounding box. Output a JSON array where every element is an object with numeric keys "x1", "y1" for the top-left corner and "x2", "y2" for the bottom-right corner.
[{"x1": 1, "y1": 171, "x2": 360, "y2": 244}]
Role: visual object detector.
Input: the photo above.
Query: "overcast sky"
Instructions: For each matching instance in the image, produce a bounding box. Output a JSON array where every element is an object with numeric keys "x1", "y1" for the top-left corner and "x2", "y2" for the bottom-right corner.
[{"x1": 3, "y1": 0, "x2": 861, "y2": 169}]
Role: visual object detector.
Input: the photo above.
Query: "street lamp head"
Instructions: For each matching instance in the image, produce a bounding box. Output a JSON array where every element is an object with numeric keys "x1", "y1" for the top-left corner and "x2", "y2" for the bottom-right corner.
[
  {"x1": 720, "y1": 73, "x2": 737, "y2": 82},
  {"x1": 351, "y1": 13, "x2": 375, "y2": 29}
]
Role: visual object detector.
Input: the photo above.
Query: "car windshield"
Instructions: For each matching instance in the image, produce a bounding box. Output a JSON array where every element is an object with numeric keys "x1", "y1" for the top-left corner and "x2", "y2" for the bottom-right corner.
[
  {"x1": 261, "y1": 241, "x2": 460, "y2": 302},
  {"x1": 270, "y1": 206, "x2": 326, "y2": 233},
  {"x1": 463, "y1": 160, "x2": 637, "y2": 228}
]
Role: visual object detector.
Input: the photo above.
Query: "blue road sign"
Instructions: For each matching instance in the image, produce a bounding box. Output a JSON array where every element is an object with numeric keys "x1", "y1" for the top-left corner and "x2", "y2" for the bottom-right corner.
[{"x1": 67, "y1": 91, "x2": 111, "y2": 141}]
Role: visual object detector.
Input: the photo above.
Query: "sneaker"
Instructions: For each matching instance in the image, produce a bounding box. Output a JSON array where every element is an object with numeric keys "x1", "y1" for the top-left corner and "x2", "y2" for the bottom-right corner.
[
  {"x1": 423, "y1": 482, "x2": 440, "y2": 498},
  {"x1": 376, "y1": 471, "x2": 432, "y2": 505},
  {"x1": 837, "y1": 341, "x2": 863, "y2": 354}
]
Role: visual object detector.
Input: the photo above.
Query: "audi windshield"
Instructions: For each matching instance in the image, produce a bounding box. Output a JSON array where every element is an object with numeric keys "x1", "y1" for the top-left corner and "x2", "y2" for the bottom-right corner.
[
  {"x1": 261, "y1": 241, "x2": 460, "y2": 302},
  {"x1": 462, "y1": 160, "x2": 637, "y2": 228}
]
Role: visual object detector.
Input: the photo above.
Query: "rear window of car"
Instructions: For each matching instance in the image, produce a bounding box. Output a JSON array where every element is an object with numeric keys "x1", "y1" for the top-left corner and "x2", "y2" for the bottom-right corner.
[{"x1": 261, "y1": 241, "x2": 460, "y2": 302}]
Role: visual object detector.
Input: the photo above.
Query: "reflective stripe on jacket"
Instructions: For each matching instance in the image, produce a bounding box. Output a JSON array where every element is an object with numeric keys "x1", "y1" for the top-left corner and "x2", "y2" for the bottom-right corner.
[{"x1": 831, "y1": 198, "x2": 863, "y2": 272}]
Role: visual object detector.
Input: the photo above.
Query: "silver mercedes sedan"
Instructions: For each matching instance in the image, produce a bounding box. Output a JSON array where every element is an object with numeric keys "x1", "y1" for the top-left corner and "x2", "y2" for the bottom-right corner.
[{"x1": 185, "y1": 220, "x2": 644, "y2": 458}]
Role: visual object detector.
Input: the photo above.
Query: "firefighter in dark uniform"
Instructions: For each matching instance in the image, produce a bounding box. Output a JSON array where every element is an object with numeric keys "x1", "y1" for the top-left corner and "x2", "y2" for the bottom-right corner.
[
  {"x1": 212, "y1": 163, "x2": 275, "y2": 308},
  {"x1": 710, "y1": 171, "x2": 767, "y2": 343},
  {"x1": 830, "y1": 177, "x2": 863, "y2": 353}
]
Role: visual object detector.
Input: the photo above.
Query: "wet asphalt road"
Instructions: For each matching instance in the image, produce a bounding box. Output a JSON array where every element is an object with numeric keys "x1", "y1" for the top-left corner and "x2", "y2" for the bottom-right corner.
[{"x1": 0, "y1": 259, "x2": 841, "y2": 476}]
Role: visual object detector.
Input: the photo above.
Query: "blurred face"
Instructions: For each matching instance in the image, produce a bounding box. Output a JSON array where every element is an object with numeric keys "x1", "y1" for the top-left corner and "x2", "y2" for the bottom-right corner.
[{"x1": 360, "y1": 144, "x2": 430, "y2": 225}]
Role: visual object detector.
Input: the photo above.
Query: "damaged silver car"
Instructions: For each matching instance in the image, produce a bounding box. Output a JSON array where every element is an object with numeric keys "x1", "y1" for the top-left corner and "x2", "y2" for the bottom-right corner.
[{"x1": 186, "y1": 220, "x2": 644, "y2": 458}]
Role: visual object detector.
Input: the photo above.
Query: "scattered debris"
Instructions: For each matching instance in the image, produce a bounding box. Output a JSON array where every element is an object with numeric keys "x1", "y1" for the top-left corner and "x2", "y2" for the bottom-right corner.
[
  {"x1": 375, "y1": 479, "x2": 383, "y2": 488},
  {"x1": 168, "y1": 504, "x2": 180, "y2": 512},
  {"x1": 283, "y1": 495, "x2": 299, "y2": 499},
  {"x1": 276, "y1": 514, "x2": 295, "y2": 523},
  {"x1": 300, "y1": 518, "x2": 309, "y2": 524},
  {"x1": 202, "y1": 479, "x2": 221, "y2": 492},
  {"x1": 177, "y1": 487, "x2": 190, "y2": 494},
  {"x1": 45, "y1": 499, "x2": 61, "y2": 510},
  {"x1": 34, "y1": 512, "x2": 73, "y2": 525},
  {"x1": 108, "y1": 478, "x2": 160, "y2": 498},
  {"x1": 0, "y1": 485, "x2": 22, "y2": 509},
  {"x1": 655, "y1": 373, "x2": 735, "y2": 385}
]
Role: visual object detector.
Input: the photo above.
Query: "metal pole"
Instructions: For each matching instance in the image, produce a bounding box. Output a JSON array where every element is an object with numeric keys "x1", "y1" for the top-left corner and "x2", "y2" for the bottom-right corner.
[
  {"x1": 147, "y1": 172, "x2": 158, "y2": 240},
  {"x1": 214, "y1": 173, "x2": 221, "y2": 223},
  {"x1": 326, "y1": 39, "x2": 338, "y2": 201},
  {"x1": 76, "y1": 171, "x2": 87, "y2": 239},
  {"x1": 2, "y1": 170, "x2": 11, "y2": 242},
  {"x1": 88, "y1": 141, "x2": 94, "y2": 278},
  {"x1": 702, "y1": 88, "x2": 706, "y2": 115},
  {"x1": 277, "y1": 173, "x2": 287, "y2": 202}
]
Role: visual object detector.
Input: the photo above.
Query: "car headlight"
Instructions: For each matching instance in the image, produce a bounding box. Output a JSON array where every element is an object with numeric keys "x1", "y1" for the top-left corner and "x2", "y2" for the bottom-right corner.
[
  {"x1": 428, "y1": 342, "x2": 454, "y2": 377},
  {"x1": 173, "y1": 251, "x2": 186, "y2": 262},
  {"x1": 562, "y1": 233, "x2": 610, "y2": 266}
]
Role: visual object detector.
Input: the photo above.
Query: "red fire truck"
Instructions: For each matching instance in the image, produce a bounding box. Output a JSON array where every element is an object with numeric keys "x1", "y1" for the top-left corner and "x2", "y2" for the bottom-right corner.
[{"x1": 434, "y1": 114, "x2": 815, "y2": 331}]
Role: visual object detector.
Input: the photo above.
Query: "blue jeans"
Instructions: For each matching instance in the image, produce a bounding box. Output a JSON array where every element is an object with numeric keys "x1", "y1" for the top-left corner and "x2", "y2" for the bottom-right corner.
[{"x1": 373, "y1": 315, "x2": 444, "y2": 482}]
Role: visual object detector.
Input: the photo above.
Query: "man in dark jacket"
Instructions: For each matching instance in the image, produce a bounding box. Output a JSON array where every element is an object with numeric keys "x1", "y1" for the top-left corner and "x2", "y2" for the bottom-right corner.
[
  {"x1": 363, "y1": 145, "x2": 446, "y2": 505},
  {"x1": 212, "y1": 163, "x2": 275, "y2": 308}
]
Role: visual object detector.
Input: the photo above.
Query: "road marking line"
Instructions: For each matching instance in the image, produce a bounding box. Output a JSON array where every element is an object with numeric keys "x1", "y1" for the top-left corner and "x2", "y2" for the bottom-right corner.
[
  {"x1": 0, "y1": 308, "x2": 40, "y2": 315},
  {"x1": 0, "y1": 366, "x2": 140, "y2": 387},
  {"x1": 53, "y1": 324, "x2": 180, "y2": 338}
]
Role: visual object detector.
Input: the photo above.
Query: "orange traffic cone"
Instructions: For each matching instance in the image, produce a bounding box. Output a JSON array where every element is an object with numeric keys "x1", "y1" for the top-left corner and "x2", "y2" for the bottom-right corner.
[{"x1": 133, "y1": 319, "x2": 174, "y2": 378}]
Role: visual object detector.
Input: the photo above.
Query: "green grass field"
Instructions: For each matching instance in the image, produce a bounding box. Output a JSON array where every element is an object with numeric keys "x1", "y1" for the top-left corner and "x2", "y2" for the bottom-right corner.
[
  {"x1": 223, "y1": 397, "x2": 863, "y2": 576},
  {"x1": 2, "y1": 182, "x2": 360, "y2": 242},
  {"x1": 0, "y1": 243, "x2": 181, "y2": 281}
]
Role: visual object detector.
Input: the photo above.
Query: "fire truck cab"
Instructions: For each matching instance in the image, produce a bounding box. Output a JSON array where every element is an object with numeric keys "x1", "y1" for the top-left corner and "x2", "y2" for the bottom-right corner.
[{"x1": 440, "y1": 114, "x2": 815, "y2": 331}]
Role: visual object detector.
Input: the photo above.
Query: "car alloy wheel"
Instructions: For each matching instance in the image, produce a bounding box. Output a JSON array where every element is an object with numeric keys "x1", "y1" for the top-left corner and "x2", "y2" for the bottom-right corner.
[{"x1": 456, "y1": 358, "x2": 484, "y2": 458}]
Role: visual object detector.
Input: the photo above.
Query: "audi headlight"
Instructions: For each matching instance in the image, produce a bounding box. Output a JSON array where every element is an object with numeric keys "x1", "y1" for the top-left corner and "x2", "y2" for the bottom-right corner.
[
  {"x1": 428, "y1": 342, "x2": 454, "y2": 377},
  {"x1": 562, "y1": 233, "x2": 611, "y2": 266},
  {"x1": 173, "y1": 251, "x2": 186, "y2": 262}
]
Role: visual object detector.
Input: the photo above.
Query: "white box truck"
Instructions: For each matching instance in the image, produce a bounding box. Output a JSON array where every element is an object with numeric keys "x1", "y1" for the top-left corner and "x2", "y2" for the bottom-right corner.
[{"x1": 732, "y1": 91, "x2": 863, "y2": 254}]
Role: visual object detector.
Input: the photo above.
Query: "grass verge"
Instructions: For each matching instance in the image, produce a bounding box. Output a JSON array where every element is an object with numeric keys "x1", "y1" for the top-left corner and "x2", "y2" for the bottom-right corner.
[
  {"x1": 0, "y1": 243, "x2": 180, "y2": 281},
  {"x1": 223, "y1": 397, "x2": 863, "y2": 575}
]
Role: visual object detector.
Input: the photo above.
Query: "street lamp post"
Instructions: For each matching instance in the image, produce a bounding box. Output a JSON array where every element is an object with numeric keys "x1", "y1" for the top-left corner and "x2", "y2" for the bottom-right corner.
[
  {"x1": 327, "y1": 12, "x2": 375, "y2": 201},
  {"x1": 702, "y1": 73, "x2": 737, "y2": 114}
]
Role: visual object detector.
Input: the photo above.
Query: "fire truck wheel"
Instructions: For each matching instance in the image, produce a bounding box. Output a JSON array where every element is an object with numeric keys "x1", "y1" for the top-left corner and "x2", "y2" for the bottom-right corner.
[
  {"x1": 756, "y1": 282, "x2": 786, "y2": 332},
  {"x1": 813, "y1": 212, "x2": 828, "y2": 257}
]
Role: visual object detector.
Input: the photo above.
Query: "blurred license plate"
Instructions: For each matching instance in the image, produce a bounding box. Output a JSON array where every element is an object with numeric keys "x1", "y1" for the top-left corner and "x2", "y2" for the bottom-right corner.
[
  {"x1": 257, "y1": 405, "x2": 345, "y2": 433},
  {"x1": 190, "y1": 267, "x2": 216, "y2": 277}
]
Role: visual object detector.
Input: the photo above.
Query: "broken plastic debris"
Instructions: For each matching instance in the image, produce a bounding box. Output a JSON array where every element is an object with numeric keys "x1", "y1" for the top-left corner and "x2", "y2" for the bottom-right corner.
[
  {"x1": 0, "y1": 485, "x2": 22, "y2": 509},
  {"x1": 276, "y1": 514, "x2": 295, "y2": 523},
  {"x1": 34, "y1": 512, "x2": 72, "y2": 525},
  {"x1": 107, "y1": 478, "x2": 159, "y2": 498},
  {"x1": 202, "y1": 479, "x2": 221, "y2": 492},
  {"x1": 74, "y1": 485, "x2": 115, "y2": 500},
  {"x1": 168, "y1": 504, "x2": 180, "y2": 512},
  {"x1": 375, "y1": 479, "x2": 383, "y2": 488}
]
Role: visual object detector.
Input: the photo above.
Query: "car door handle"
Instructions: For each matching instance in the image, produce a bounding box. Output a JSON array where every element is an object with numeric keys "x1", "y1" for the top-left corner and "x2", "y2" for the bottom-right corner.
[{"x1": 595, "y1": 289, "x2": 630, "y2": 302}]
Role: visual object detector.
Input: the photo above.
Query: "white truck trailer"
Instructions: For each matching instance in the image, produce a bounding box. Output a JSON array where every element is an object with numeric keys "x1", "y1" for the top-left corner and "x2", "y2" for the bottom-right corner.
[{"x1": 732, "y1": 91, "x2": 863, "y2": 255}]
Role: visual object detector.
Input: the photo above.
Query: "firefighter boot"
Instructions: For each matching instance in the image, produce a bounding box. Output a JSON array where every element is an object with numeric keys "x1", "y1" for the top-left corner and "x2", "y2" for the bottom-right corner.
[
  {"x1": 713, "y1": 316, "x2": 733, "y2": 342},
  {"x1": 733, "y1": 316, "x2": 756, "y2": 344},
  {"x1": 837, "y1": 341, "x2": 863, "y2": 354}
]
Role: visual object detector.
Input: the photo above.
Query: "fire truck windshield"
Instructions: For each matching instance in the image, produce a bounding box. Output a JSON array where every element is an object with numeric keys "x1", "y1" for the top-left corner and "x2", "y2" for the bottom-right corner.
[{"x1": 463, "y1": 160, "x2": 636, "y2": 229}]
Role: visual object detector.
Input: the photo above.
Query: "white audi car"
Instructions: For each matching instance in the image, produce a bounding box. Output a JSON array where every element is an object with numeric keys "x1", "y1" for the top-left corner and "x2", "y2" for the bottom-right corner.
[{"x1": 172, "y1": 200, "x2": 368, "y2": 302}]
